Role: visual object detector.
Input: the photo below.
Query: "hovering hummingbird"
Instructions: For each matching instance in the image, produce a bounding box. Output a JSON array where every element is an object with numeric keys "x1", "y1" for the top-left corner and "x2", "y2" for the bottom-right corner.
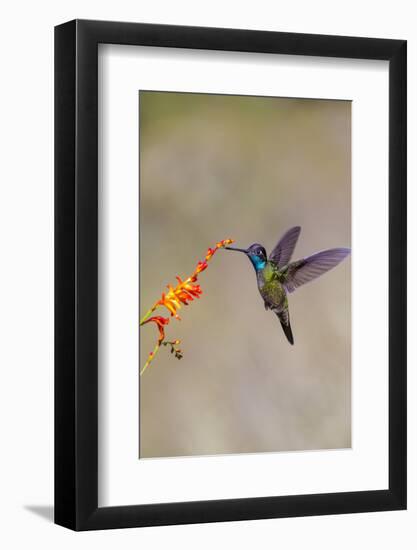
[{"x1": 225, "y1": 227, "x2": 350, "y2": 345}]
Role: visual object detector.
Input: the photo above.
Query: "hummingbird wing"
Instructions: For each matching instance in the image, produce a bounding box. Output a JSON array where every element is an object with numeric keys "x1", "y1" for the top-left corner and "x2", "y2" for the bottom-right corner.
[
  {"x1": 269, "y1": 226, "x2": 301, "y2": 268},
  {"x1": 283, "y1": 248, "x2": 350, "y2": 293}
]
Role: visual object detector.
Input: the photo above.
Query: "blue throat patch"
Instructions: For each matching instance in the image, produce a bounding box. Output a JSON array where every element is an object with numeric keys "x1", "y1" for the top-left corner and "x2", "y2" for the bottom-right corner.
[{"x1": 249, "y1": 255, "x2": 266, "y2": 271}]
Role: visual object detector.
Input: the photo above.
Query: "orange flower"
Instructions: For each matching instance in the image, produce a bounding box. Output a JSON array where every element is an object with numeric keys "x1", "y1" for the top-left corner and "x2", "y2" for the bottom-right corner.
[
  {"x1": 141, "y1": 315, "x2": 170, "y2": 343},
  {"x1": 153, "y1": 238, "x2": 234, "y2": 319},
  {"x1": 195, "y1": 261, "x2": 208, "y2": 274},
  {"x1": 205, "y1": 248, "x2": 216, "y2": 261},
  {"x1": 140, "y1": 237, "x2": 234, "y2": 375}
]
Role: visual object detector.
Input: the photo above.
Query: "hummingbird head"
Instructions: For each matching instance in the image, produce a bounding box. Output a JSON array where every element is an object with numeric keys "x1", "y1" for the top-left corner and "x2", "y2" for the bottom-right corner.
[{"x1": 225, "y1": 243, "x2": 267, "y2": 271}]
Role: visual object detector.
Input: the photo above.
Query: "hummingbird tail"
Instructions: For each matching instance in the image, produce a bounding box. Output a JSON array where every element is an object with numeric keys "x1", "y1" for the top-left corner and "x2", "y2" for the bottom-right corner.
[
  {"x1": 276, "y1": 310, "x2": 294, "y2": 345},
  {"x1": 280, "y1": 320, "x2": 294, "y2": 345}
]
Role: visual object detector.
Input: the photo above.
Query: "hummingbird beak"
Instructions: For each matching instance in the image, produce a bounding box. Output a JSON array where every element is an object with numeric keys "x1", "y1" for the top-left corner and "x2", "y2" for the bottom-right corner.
[{"x1": 224, "y1": 246, "x2": 248, "y2": 254}]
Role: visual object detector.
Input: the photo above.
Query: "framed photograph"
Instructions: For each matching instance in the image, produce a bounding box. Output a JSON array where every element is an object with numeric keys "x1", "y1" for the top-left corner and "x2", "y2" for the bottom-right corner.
[{"x1": 55, "y1": 19, "x2": 406, "y2": 530}]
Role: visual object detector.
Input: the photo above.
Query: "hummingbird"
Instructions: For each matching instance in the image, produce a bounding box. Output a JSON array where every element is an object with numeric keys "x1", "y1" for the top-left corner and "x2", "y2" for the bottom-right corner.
[{"x1": 225, "y1": 226, "x2": 350, "y2": 345}]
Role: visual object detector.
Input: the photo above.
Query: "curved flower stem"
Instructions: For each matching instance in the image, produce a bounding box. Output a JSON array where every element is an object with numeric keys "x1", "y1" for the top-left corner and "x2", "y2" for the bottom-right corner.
[
  {"x1": 140, "y1": 306, "x2": 157, "y2": 325},
  {"x1": 140, "y1": 341, "x2": 161, "y2": 376}
]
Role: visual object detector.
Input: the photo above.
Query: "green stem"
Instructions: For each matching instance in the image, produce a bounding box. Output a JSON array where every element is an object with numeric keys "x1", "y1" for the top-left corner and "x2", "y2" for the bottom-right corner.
[
  {"x1": 140, "y1": 342, "x2": 161, "y2": 376},
  {"x1": 140, "y1": 306, "x2": 156, "y2": 325}
]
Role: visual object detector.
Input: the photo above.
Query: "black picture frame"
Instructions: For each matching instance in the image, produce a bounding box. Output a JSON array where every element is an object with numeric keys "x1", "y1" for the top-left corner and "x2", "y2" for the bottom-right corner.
[{"x1": 55, "y1": 19, "x2": 407, "y2": 531}]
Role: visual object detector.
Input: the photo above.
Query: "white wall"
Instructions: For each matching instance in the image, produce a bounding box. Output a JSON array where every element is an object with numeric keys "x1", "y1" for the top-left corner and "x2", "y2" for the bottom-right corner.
[{"x1": 0, "y1": 1, "x2": 414, "y2": 548}]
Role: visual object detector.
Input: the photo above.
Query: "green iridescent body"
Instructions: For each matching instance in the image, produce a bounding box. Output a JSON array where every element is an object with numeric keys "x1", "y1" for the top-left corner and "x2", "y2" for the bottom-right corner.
[{"x1": 256, "y1": 261, "x2": 288, "y2": 313}]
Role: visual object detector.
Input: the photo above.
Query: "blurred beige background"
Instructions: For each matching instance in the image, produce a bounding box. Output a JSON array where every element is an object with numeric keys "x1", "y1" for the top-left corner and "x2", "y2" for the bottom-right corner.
[{"x1": 139, "y1": 91, "x2": 351, "y2": 458}]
